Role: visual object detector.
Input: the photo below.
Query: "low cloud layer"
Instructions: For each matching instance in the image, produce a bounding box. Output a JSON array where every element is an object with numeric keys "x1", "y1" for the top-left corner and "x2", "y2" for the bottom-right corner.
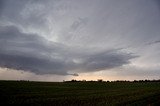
[{"x1": 0, "y1": 25, "x2": 136, "y2": 75}]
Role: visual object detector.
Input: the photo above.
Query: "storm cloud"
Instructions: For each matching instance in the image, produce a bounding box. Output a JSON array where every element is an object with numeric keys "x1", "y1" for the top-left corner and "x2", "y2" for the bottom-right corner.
[
  {"x1": 0, "y1": 0, "x2": 160, "y2": 80},
  {"x1": 0, "y1": 25, "x2": 136, "y2": 75}
]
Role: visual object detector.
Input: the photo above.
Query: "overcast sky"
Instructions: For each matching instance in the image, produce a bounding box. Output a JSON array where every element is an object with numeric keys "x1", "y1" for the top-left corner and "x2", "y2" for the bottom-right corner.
[{"x1": 0, "y1": 0, "x2": 160, "y2": 81}]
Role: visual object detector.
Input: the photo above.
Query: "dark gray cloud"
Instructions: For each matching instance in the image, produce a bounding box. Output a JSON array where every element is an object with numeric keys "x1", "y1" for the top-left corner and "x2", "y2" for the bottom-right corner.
[
  {"x1": 0, "y1": 25, "x2": 72, "y2": 75},
  {"x1": 74, "y1": 50, "x2": 137, "y2": 72},
  {"x1": 0, "y1": 25, "x2": 136, "y2": 75},
  {"x1": 147, "y1": 40, "x2": 160, "y2": 45},
  {"x1": 0, "y1": 0, "x2": 5, "y2": 16}
]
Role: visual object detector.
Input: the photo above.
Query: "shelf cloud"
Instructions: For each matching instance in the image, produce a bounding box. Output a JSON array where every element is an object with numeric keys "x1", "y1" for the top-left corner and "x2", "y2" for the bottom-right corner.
[{"x1": 0, "y1": 25, "x2": 136, "y2": 75}]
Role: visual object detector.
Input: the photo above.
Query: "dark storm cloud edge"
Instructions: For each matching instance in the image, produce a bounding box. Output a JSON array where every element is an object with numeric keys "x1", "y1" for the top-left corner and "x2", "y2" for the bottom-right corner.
[
  {"x1": 0, "y1": 25, "x2": 137, "y2": 75},
  {"x1": 147, "y1": 40, "x2": 160, "y2": 45}
]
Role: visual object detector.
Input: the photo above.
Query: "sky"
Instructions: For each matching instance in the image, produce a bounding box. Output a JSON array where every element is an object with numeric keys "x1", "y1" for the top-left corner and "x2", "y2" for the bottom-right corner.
[{"x1": 0, "y1": 0, "x2": 160, "y2": 81}]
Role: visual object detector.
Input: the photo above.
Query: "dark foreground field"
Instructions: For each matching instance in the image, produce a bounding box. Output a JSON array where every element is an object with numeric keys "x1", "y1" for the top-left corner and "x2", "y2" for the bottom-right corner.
[{"x1": 0, "y1": 80, "x2": 160, "y2": 106}]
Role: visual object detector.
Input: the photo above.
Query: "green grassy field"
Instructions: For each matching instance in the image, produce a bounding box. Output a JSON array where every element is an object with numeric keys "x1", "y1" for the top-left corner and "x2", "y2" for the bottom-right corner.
[{"x1": 0, "y1": 80, "x2": 160, "y2": 106}]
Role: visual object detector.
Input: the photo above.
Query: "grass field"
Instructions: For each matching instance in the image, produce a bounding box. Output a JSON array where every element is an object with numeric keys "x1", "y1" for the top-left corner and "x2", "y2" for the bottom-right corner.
[{"x1": 0, "y1": 80, "x2": 160, "y2": 106}]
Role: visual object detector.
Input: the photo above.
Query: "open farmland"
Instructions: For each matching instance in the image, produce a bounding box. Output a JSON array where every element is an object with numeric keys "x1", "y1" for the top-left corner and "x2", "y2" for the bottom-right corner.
[{"x1": 0, "y1": 80, "x2": 160, "y2": 106}]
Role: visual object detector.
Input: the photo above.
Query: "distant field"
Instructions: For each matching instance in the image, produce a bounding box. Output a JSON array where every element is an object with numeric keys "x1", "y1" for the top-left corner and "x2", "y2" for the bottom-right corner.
[{"x1": 0, "y1": 80, "x2": 160, "y2": 106}]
